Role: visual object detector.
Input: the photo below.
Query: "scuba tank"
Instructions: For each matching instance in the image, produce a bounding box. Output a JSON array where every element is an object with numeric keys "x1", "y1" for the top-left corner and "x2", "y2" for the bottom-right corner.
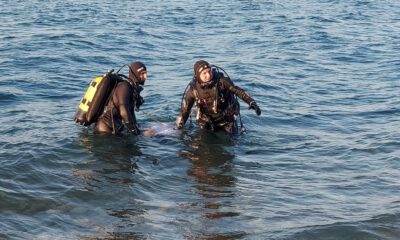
[{"x1": 74, "y1": 69, "x2": 121, "y2": 126}]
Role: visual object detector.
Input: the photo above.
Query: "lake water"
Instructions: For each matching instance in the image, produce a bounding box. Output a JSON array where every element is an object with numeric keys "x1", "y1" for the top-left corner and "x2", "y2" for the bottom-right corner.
[{"x1": 1, "y1": 1, "x2": 400, "y2": 239}]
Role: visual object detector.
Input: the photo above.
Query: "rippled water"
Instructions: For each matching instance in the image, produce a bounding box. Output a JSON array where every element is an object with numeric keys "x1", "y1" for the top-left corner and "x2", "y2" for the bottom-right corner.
[{"x1": 1, "y1": 1, "x2": 400, "y2": 239}]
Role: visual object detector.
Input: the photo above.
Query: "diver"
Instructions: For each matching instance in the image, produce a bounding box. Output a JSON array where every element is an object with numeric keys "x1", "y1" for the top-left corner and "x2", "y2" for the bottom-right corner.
[
  {"x1": 176, "y1": 60, "x2": 261, "y2": 134},
  {"x1": 94, "y1": 61, "x2": 147, "y2": 135}
]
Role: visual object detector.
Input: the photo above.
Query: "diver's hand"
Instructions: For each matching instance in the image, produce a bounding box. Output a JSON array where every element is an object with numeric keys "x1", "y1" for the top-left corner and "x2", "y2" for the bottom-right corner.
[
  {"x1": 249, "y1": 101, "x2": 261, "y2": 116},
  {"x1": 131, "y1": 125, "x2": 140, "y2": 135},
  {"x1": 127, "y1": 123, "x2": 141, "y2": 135},
  {"x1": 175, "y1": 116, "x2": 184, "y2": 129}
]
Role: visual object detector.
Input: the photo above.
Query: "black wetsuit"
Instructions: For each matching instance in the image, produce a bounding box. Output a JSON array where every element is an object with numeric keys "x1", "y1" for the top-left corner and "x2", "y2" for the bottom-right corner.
[
  {"x1": 94, "y1": 80, "x2": 142, "y2": 135},
  {"x1": 177, "y1": 71, "x2": 256, "y2": 133}
]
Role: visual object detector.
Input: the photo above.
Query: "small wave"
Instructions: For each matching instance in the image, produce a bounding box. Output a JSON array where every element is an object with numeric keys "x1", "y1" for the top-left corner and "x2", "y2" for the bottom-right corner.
[
  {"x1": 287, "y1": 213, "x2": 400, "y2": 240},
  {"x1": 355, "y1": 108, "x2": 400, "y2": 118},
  {"x1": 0, "y1": 92, "x2": 19, "y2": 103}
]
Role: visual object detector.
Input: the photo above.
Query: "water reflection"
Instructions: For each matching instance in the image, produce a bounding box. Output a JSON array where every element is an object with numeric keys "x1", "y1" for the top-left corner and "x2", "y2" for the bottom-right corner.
[
  {"x1": 72, "y1": 130, "x2": 147, "y2": 239},
  {"x1": 75, "y1": 130, "x2": 142, "y2": 187},
  {"x1": 180, "y1": 130, "x2": 248, "y2": 239},
  {"x1": 182, "y1": 130, "x2": 236, "y2": 187}
]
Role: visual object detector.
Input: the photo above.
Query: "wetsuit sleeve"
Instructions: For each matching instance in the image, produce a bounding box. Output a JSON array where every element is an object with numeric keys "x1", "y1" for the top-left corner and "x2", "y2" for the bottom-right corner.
[
  {"x1": 115, "y1": 83, "x2": 140, "y2": 134},
  {"x1": 221, "y1": 77, "x2": 261, "y2": 115},
  {"x1": 176, "y1": 85, "x2": 196, "y2": 129},
  {"x1": 221, "y1": 77, "x2": 255, "y2": 104}
]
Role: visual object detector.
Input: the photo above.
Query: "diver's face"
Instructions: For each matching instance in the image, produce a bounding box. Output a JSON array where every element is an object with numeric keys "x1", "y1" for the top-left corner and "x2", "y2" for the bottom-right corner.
[
  {"x1": 139, "y1": 71, "x2": 147, "y2": 82},
  {"x1": 199, "y1": 68, "x2": 212, "y2": 82}
]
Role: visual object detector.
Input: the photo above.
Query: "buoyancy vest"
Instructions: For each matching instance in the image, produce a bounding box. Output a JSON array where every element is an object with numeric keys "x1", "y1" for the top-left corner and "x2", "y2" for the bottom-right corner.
[{"x1": 191, "y1": 72, "x2": 239, "y2": 121}]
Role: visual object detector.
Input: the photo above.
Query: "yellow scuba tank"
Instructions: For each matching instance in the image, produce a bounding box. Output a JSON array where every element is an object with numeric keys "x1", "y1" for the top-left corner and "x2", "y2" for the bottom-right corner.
[{"x1": 74, "y1": 69, "x2": 120, "y2": 126}]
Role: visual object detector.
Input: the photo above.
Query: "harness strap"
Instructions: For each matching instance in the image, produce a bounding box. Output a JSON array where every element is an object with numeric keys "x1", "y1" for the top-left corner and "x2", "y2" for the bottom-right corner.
[
  {"x1": 187, "y1": 68, "x2": 246, "y2": 133},
  {"x1": 191, "y1": 75, "x2": 220, "y2": 114}
]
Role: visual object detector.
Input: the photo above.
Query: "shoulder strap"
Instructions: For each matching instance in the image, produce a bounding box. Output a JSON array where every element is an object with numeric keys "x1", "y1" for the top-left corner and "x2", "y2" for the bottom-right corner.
[{"x1": 103, "y1": 74, "x2": 124, "y2": 112}]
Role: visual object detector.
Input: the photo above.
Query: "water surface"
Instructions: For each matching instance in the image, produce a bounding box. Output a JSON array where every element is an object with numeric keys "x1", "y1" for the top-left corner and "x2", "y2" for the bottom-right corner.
[{"x1": 1, "y1": 1, "x2": 399, "y2": 239}]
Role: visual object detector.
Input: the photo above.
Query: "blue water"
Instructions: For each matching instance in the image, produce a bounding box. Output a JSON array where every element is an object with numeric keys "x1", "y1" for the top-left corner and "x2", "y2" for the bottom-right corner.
[{"x1": 1, "y1": 1, "x2": 400, "y2": 239}]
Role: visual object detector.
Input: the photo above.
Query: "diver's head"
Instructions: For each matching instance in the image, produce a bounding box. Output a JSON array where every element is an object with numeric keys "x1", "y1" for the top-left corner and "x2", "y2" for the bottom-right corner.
[
  {"x1": 194, "y1": 60, "x2": 213, "y2": 85},
  {"x1": 129, "y1": 61, "x2": 147, "y2": 85}
]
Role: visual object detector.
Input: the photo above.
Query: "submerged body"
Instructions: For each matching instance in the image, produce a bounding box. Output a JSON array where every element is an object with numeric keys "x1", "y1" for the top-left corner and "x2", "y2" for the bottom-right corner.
[{"x1": 141, "y1": 122, "x2": 181, "y2": 137}]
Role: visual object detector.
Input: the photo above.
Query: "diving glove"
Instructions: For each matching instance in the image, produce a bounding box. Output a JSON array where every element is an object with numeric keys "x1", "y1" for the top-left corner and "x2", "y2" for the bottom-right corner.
[
  {"x1": 126, "y1": 122, "x2": 141, "y2": 135},
  {"x1": 175, "y1": 116, "x2": 184, "y2": 129},
  {"x1": 249, "y1": 101, "x2": 261, "y2": 116}
]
